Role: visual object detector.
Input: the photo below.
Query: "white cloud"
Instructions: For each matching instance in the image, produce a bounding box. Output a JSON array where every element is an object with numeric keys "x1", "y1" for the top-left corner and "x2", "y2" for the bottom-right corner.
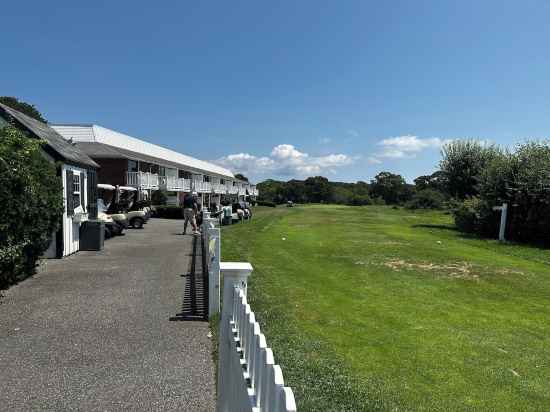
[
  {"x1": 319, "y1": 137, "x2": 332, "y2": 144},
  {"x1": 376, "y1": 135, "x2": 451, "y2": 159},
  {"x1": 347, "y1": 129, "x2": 359, "y2": 138},
  {"x1": 367, "y1": 156, "x2": 382, "y2": 165},
  {"x1": 215, "y1": 144, "x2": 354, "y2": 180}
]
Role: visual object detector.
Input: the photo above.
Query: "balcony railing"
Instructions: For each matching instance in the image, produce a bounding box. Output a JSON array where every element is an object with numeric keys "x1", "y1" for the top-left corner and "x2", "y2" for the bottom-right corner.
[
  {"x1": 193, "y1": 181, "x2": 211, "y2": 193},
  {"x1": 213, "y1": 183, "x2": 227, "y2": 194},
  {"x1": 160, "y1": 176, "x2": 192, "y2": 191},
  {"x1": 126, "y1": 172, "x2": 159, "y2": 189}
]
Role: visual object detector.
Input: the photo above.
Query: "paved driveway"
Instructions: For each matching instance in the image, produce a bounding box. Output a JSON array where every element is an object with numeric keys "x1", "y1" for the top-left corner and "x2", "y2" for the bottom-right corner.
[{"x1": 0, "y1": 219, "x2": 215, "y2": 411}]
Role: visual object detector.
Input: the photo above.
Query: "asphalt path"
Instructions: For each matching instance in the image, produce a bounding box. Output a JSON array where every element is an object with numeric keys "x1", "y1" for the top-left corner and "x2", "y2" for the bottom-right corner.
[{"x1": 0, "y1": 219, "x2": 215, "y2": 411}]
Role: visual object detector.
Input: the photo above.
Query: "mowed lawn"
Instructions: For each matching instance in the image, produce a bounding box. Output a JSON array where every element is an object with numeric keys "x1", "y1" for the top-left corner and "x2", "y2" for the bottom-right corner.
[{"x1": 221, "y1": 205, "x2": 550, "y2": 411}]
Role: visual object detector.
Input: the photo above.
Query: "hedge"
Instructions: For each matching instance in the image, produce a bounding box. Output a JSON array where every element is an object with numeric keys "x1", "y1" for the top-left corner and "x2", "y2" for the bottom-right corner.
[
  {"x1": 154, "y1": 205, "x2": 184, "y2": 219},
  {"x1": 0, "y1": 126, "x2": 63, "y2": 289}
]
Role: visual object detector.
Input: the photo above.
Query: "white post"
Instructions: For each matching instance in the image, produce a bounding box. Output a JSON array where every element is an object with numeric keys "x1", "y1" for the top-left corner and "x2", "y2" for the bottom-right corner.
[
  {"x1": 207, "y1": 226, "x2": 221, "y2": 318},
  {"x1": 218, "y1": 262, "x2": 253, "y2": 412},
  {"x1": 493, "y1": 202, "x2": 508, "y2": 242}
]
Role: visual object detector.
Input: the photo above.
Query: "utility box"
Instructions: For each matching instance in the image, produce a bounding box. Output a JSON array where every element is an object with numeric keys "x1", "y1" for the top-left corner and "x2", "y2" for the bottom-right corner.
[{"x1": 80, "y1": 220, "x2": 105, "y2": 251}]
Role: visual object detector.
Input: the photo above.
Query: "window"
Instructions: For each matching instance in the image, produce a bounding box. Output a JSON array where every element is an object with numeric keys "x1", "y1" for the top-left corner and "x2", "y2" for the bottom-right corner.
[
  {"x1": 204, "y1": 175, "x2": 210, "y2": 182},
  {"x1": 73, "y1": 174, "x2": 81, "y2": 209},
  {"x1": 179, "y1": 170, "x2": 192, "y2": 179},
  {"x1": 128, "y1": 160, "x2": 138, "y2": 172},
  {"x1": 220, "y1": 179, "x2": 225, "y2": 185}
]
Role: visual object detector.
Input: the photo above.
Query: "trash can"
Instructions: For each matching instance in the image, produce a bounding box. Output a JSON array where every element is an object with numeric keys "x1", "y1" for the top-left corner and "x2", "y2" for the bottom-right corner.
[{"x1": 80, "y1": 220, "x2": 105, "y2": 251}]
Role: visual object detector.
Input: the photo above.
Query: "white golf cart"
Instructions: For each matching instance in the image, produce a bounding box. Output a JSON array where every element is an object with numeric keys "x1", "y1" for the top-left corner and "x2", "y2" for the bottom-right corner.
[
  {"x1": 117, "y1": 186, "x2": 148, "y2": 229},
  {"x1": 97, "y1": 184, "x2": 129, "y2": 232}
]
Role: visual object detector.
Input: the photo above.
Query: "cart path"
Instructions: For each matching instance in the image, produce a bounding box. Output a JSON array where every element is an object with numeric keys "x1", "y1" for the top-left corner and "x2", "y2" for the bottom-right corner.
[{"x1": 0, "y1": 219, "x2": 215, "y2": 411}]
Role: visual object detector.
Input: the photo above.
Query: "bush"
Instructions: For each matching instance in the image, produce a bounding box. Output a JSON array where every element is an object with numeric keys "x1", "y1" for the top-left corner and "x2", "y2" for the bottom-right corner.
[
  {"x1": 0, "y1": 126, "x2": 63, "y2": 289},
  {"x1": 257, "y1": 200, "x2": 276, "y2": 208},
  {"x1": 151, "y1": 190, "x2": 168, "y2": 205},
  {"x1": 154, "y1": 205, "x2": 183, "y2": 219},
  {"x1": 405, "y1": 189, "x2": 445, "y2": 210},
  {"x1": 448, "y1": 141, "x2": 550, "y2": 243},
  {"x1": 370, "y1": 197, "x2": 386, "y2": 206},
  {"x1": 346, "y1": 193, "x2": 372, "y2": 206},
  {"x1": 452, "y1": 197, "x2": 498, "y2": 236}
]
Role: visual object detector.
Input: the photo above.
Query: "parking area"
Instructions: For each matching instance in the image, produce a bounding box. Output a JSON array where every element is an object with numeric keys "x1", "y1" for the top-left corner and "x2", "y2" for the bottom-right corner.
[{"x1": 0, "y1": 219, "x2": 215, "y2": 411}]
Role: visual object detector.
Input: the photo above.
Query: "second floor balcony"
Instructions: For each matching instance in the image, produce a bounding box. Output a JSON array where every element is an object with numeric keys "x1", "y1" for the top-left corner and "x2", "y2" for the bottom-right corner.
[
  {"x1": 160, "y1": 176, "x2": 192, "y2": 192},
  {"x1": 126, "y1": 171, "x2": 159, "y2": 190}
]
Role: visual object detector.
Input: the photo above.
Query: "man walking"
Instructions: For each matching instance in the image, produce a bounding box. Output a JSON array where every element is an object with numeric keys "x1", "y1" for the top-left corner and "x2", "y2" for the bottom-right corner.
[{"x1": 182, "y1": 192, "x2": 199, "y2": 235}]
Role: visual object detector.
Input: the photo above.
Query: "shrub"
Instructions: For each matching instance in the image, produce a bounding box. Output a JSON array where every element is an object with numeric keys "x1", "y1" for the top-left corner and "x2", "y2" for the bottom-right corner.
[
  {"x1": 257, "y1": 200, "x2": 276, "y2": 208},
  {"x1": 346, "y1": 193, "x2": 372, "y2": 206},
  {"x1": 0, "y1": 126, "x2": 63, "y2": 289},
  {"x1": 370, "y1": 197, "x2": 386, "y2": 206},
  {"x1": 154, "y1": 205, "x2": 183, "y2": 219},
  {"x1": 452, "y1": 197, "x2": 498, "y2": 236},
  {"x1": 405, "y1": 189, "x2": 445, "y2": 210},
  {"x1": 151, "y1": 190, "x2": 168, "y2": 205}
]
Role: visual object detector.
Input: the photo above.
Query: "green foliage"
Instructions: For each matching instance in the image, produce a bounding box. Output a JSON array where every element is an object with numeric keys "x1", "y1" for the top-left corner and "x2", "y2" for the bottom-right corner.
[
  {"x1": 405, "y1": 189, "x2": 445, "y2": 210},
  {"x1": 369, "y1": 171, "x2": 413, "y2": 204},
  {"x1": 0, "y1": 96, "x2": 47, "y2": 123},
  {"x1": 234, "y1": 173, "x2": 249, "y2": 182},
  {"x1": 258, "y1": 177, "x2": 372, "y2": 205},
  {"x1": 448, "y1": 141, "x2": 550, "y2": 243},
  {"x1": 153, "y1": 205, "x2": 183, "y2": 219},
  {"x1": 304, "y1": 176, "x2": 332, "y2": 203},
  {"x1": 414, "y1": 170, "x2": 449, "y2": 195},
  {"x1": 151, "y1": 190, "x2": 168, "y2": 205},
  {"x1": 440, "y1": 140, "x2": 500, "y2": 199},
  {"x1": 0, "y1": 126, "x2": 63, "y2": 288}
]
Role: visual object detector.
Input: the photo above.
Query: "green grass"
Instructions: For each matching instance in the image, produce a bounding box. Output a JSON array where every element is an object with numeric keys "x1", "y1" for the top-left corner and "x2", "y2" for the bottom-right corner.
[{"x1": 221, "y1": 205, "x2": 550, "y2": 411}]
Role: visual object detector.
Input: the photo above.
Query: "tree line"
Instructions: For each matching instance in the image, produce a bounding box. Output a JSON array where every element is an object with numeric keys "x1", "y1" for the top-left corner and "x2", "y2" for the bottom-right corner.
[{"x1": 258, "y1": 139, "x2": 550, "y2": 244}]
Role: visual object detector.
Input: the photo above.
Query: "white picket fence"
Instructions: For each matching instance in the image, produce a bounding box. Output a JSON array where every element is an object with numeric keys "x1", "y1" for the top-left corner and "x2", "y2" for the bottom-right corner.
[{"x1": 201, "y1": 214, "x2": 297, "y2": 412}]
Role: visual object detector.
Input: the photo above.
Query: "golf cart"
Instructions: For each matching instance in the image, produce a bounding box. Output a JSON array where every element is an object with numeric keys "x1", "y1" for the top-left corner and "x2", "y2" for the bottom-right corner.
[
  {"x1": 97, "y1": 185, "x2": 124, "y2": 238},
  {"x1": 117, "y1": 186, "x2": 148, "y2": 228},
  {"x1": 97, "y1": 184, "x2": 129, "y2": 232}
]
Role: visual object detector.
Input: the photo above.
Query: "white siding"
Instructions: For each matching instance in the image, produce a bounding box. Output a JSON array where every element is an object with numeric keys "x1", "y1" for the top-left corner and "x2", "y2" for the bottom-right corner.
[{"x1": 61, "y1": 164, "x2": 88, "y2": 257}]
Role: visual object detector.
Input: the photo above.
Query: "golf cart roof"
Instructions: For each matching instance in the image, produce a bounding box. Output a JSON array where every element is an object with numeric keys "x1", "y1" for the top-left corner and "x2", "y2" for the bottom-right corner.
[
  {"x1": 98, "y1": 184, "x2": 116, "y2": 190},
  {"x1": 119, "y1": 186, "x2": 138, "y2": 191}
]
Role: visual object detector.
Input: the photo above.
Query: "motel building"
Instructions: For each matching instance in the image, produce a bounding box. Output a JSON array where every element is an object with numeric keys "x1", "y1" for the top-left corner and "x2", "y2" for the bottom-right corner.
[{"x1": 51, "y1": 124, "x2": 258, "y2": 208}]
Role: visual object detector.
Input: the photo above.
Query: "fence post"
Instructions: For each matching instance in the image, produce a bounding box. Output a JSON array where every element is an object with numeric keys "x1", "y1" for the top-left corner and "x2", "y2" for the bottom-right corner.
[
  {"x1": 207, "y1": 226, "x2": 221, "y2": 318},
  {"x1": 218, "y1": 262, "x2": 253, "y2": 412}
]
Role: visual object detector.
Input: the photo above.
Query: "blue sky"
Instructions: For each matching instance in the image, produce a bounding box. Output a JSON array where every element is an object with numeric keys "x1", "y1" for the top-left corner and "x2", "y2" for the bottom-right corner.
[{"x1": 2, "y1": 1, "x2": 549, "y2": 183}]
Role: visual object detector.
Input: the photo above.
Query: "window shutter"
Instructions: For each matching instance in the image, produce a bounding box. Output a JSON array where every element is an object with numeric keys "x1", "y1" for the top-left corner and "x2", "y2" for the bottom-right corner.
[
  {"x1": 80, "y1": 172, "x2": 86, "y2": 212},
  {"x1": 87, "y1": 169, "x2": 98, "y2": 219},
  {"x1": 66, "y1": 170, "x2": 74, "y2": 216}
]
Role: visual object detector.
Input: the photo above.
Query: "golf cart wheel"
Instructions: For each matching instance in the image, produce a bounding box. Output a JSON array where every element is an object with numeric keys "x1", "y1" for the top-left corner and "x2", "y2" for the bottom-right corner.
[{"x1": 131, "y1": 217, "x2": 144, "y2": 229}]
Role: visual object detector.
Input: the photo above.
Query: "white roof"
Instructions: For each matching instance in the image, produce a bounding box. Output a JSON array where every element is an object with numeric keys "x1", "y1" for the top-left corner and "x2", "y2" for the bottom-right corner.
[{"x1": 51, "y1": 124, "x2": 235, "y2": 179}]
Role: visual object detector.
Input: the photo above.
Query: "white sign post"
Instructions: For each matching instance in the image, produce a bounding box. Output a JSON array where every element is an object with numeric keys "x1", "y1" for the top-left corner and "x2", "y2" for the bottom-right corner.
[{"x1": 492, "y1": 202, "x2": 508, "y2": 242}]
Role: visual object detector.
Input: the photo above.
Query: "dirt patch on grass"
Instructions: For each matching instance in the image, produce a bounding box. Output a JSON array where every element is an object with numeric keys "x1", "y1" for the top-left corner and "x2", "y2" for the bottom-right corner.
[{"x1": 382, "y1": 259, "x2": 525, "y2": 280}]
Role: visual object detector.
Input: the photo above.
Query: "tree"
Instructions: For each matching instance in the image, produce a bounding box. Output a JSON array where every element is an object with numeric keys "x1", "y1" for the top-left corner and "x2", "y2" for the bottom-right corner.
[
  {"x1": 405, "y1": 189, "x2": 445, "y2": 209},
  {"x1": 0, "y1": 126, "x2": 63, "y2": 288},
  {"x1": 440, "y1": 140, "x2": 500, "y2": 199},
  {"x1": 304, "y1": 176, "x2": 332, "y2": 203},
  {"x1": 234, "y1": 173, "x2": 249, "y2": 182},
  {"x1": 0, "y1": 96, "x2": 47, "y2": 123},
  {"x1": 414, "y1": 171, "x2": 448, "y2": 195},
  {"x1": 369, "y1": 172, "x2": 411, "y2": 204}
]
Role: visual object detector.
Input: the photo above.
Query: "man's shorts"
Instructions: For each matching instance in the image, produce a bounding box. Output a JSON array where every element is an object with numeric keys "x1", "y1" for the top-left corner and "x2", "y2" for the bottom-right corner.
[{"x1": 184, "y1": 208, "x2": 196, "y2": 224}]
